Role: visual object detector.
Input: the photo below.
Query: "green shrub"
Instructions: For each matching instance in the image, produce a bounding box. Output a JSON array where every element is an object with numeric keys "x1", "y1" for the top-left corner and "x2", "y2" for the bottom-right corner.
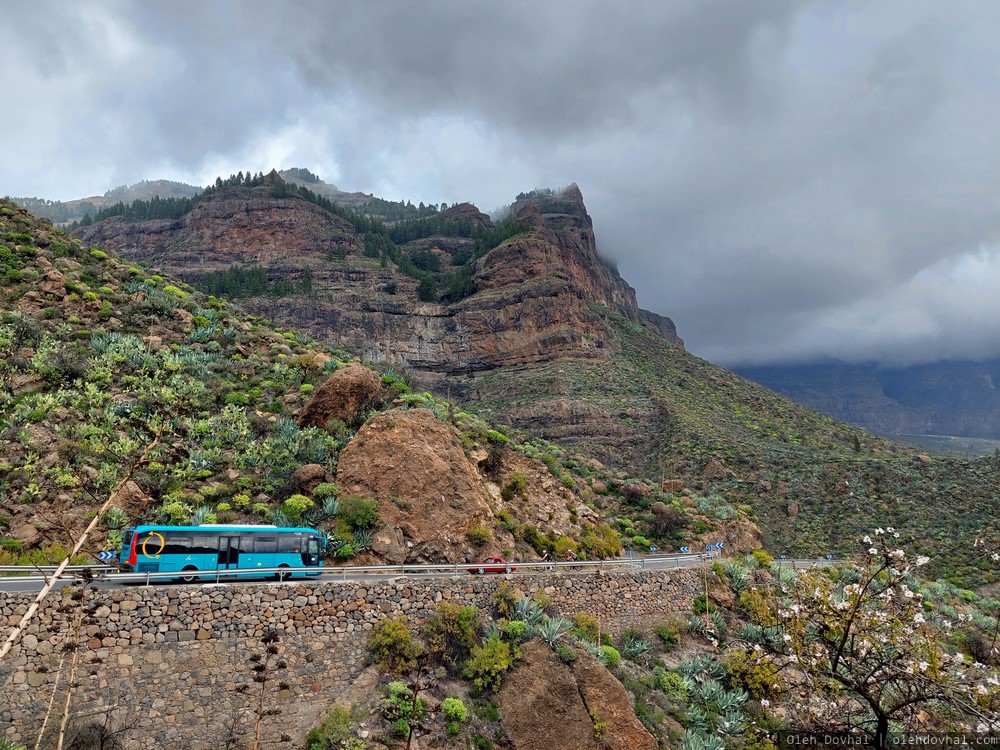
[
  {"x1": 598, "y1": 645, "x2": 621, "y2": 667},
  {"x1": 465, "y1": 633, "x2": 518, "y2": 692},
  {"x1": 281, "y1": 493, "x2": 314, "y2": 520},
  {"x1": 572, "y1": 611, "x2": 601, "y2": 643},
  {"x1": 503, "y1": 620, "x2": 527, "y2": 644},
  {"x1": 89, "y1": 248, "x2": 108, "y2": 260},
  {"x1": 424, "y1": 601, "x2": 481, "y2": 665},
  {"x1": 304, "y1": 704, "x2": 356, "y2": 749},
  {"x1": 231, "y1": 493, "x2": 251, "y2": 509},
  {"x1": 725, "y1": 648, "x2": 782, "y2": 700},
  {"x1": 313, "y1": 482, "x2": 340, "y2": 499},
  {"x1": 654, "y1": 622, "x2": 681, "y2": 650},
  {"x1": 693, "y1": 594, "x2": 716, "y2": 614},
  {"x1": 162, "y1": 284, "x2": 186, "y2": 298},
  {"x1": 466, "y1": 524, "x2": 493, "y2": 545},
  {"x1": 491, "y1": 581, "x2": 518, "y2": 618},
  {"x1": 340, "y1": 494, "x2": 378, "y2": 528},
  {"x1": 223, "y1": 391, "x2": 249, "y2": 406},
  {"x1": 750, "y1": 548, "x2": 774, "y2": 567},
  {"x1": 486, "y1": 430, "x2": 509, "y2": 444},
  {"x1": 299, "y1": 383, "x2": 315, "y2": 394},
  {"x1": 368, "y1": 615, "x2": 422, "y2": 675},
  {"x1": 653, "y1": 667, "x2": 686, "y2": 702},
  {"x1": 442, "y1": 697, "x2": 468, "y2": 723},
  {"x1": 556, "y1": 644, "x2": 577, "y2": 663},
  {"x1": 392, "y1": 718, "x2": 410, "y2": 738}
]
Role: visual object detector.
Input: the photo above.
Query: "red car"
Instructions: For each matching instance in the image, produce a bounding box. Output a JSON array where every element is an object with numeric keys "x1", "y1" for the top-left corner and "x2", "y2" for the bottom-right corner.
[{"x1": 468, "y1": 557, "x2": 516, "y2": 575}]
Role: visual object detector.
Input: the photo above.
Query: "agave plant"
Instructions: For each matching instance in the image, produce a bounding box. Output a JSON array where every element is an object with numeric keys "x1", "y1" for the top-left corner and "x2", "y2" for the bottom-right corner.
[
  {"x1": 325, "y1": 535, "x2": 346, "y2": 554},
  {"x1": 622, "y1": 633, "x2": 653, "y2": 662},
  {"x1": 710, "y1": 610, "x2": 727, "y2": 636},
  {"x1": 188, "y1": 325, "x2": 218, "y2": 343},
  {"x1": 102, "y1": 507, "x2": 130, "y2": 530},
  {"x1": 513, "y1": 596, "x2": 545, "y2": 627},
  {"x1": 678, "y1": 654, "x2": 726, "y2": 682},
  {"x1": 353, "y1": 529, "x2": 373, "y2": 552},
  {"x1": 319, "y1": 497, "x2": 340, "y2": 519},
  {"x1": 715, "y1": 709, "x2": 746, "y2": 737},
  {"x1": 270, "y1": 510, "x2": 295, "y2": 527},
  {"x1": 687, "y1": 617, "x2": 710, "y2": 637},
  {"x1": 683, "y1": 707, "x2": 711, "y2": 735},
  {"x1": 275, "y1": 417, "x2": 300, "y2": 446},
  {"x1": 187, "y1": 450, "x2": 214, "y2": 472},
  {"x1": 537, "y1": 617, "x2": 572, "y2": 647},
  {"x1": 715, "y1": 687, "x2": 748, "y2": 713},
  {"x1": 723, "y1": 561, "x2": 751, "y2": 593},
  {"x1": 190, "y1": 506, "x2": 216, "y2": 526}
]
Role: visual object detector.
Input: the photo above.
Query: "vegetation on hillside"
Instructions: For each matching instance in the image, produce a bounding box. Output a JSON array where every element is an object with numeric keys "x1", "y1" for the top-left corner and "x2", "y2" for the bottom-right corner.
[
  {"x1": 305, "y1": 534, "x2": 1000, "y2": 748},
  {"x1": 1, "y1": 199, "x2": 742, "y2": 568},
  {"x1": 463, "y1": 304, "x2": 1000, "y2": 584}
]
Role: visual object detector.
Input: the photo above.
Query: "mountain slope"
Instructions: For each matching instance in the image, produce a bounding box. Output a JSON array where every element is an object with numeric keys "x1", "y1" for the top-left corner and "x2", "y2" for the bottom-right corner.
[
  {"x1": 736, "y1": 359, "x2": 1000, "y2": 444},
  {"x1": 2, "y1": 197, "x2": 751, "y2": 569},
  {"x1": 67, "y1": 180, "x2": 1000, "y2": 583}
]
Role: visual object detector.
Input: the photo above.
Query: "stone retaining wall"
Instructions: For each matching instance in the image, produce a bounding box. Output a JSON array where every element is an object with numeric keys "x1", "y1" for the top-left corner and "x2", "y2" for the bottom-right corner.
[{"x1": 0, "y1": 568, "x2": 700, "y2": 747}]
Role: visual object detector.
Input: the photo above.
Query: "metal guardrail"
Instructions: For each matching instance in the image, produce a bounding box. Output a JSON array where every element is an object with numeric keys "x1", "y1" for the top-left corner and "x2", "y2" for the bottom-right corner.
[
  {"x1": 772, "y1": 558, "x2": 841, "y2": 569},
  {"x1": 0, "y1": 552, "x2": 722, "y2": 587},
  {"x1": 0, "y1": 565, "x2": 120, "y2": 575}
]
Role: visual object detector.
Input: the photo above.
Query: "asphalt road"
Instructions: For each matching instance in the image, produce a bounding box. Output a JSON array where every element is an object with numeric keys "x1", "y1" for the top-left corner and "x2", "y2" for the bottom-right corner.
[{"x1": 0, "y1": 553, "x2": 729, "y2": 594}]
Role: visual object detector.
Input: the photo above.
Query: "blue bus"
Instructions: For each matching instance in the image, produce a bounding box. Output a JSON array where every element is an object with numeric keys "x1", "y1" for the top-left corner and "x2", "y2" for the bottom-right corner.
[{"x1": 120, "y1": 524, "x2": 326, "y2": 582}]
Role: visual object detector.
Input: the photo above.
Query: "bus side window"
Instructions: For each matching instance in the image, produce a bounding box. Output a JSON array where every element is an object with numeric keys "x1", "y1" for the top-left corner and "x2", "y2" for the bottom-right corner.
[
  {"x1": 191, "y1": 532, "x2": 220, "y2": 555},
  {"x1": 165, "y1": 535, "x2": 190, "y2": 555},
  {"x1": 255, "y1": 536, "x2": 277, "y2": 554},
  {"x1": 277, "y1": 534, "x2": 300, "y2": 553}
]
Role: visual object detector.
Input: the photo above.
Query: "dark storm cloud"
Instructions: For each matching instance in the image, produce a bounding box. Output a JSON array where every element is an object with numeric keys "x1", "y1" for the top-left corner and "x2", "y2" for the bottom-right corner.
[{"x1": 4, "y1": 1, "x2": 1000, "y2": 367}]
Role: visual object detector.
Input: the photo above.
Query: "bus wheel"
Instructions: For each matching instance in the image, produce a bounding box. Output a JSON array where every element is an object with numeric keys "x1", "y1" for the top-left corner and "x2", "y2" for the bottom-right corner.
[
  {"x1": 276, "y1": 565, "x2": 291, "y2": 582},
  {"x1": 179, "y1": 566, "x2": 198, "y2": 584}
]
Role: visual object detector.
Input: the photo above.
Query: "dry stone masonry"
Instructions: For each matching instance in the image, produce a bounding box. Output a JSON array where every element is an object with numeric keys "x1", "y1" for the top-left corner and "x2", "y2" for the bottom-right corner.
[{"x1": 0, "y1": 568, "x2": 699, "y2": 747}]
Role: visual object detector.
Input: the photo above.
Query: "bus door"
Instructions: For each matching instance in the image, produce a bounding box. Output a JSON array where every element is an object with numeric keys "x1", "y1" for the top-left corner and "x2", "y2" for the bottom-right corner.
[
  {"x1": 303, "y1": 537, "x2": 322, "y2": 567},
  {"x1": 218, "y1": 535, "x2": 241, "y2": 571}
]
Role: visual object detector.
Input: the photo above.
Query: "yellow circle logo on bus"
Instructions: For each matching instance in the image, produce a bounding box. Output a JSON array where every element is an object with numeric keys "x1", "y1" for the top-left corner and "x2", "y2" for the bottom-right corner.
[{"x1": 141, "y1": 532, "x2": 165, "y2": 558}]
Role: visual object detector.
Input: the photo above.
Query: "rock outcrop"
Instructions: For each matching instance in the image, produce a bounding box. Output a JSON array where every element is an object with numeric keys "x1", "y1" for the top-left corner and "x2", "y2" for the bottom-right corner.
[
  {"x1": 498, "y1": 639, "x2": 656, "y2": 750},
  {"x1": 74, "y1": 179, "x2": 685, "y2": 471},
  {"x1": 334, "y1": 408, "x2": 508, "y2": 563},
  {"x1": 297, "y1": 362, "x2": 382, "y2": 429}
]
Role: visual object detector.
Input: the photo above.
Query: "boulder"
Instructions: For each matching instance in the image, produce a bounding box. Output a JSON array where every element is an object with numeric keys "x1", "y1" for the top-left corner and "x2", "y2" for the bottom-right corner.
[
  {"x1": 39, "y1": 269, "x2": 66, "y2": 295},
  {"x1": 498, "y1": 639, "x2": 655, "y2": 750},
  {"x1": 298, "y1": 362, "x2": 381, "y2": 429},
  {"x1": 290, "y1": 464, "x2": 328, "y2": 495},
  {"x1": 335, "y1": 408, "x2": 497, "y2": 563}
]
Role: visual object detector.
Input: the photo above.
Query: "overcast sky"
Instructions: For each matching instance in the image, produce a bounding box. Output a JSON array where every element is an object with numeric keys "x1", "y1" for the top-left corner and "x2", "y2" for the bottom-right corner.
[{"x1": 4, "y1": 0, "x2": 1000, "y2": 367}]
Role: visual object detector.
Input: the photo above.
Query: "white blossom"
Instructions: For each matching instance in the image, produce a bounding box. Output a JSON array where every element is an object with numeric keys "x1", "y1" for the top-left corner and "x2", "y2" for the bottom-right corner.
[{"x1": 915, "y1": 555, "x2": 930, "y2": 567}]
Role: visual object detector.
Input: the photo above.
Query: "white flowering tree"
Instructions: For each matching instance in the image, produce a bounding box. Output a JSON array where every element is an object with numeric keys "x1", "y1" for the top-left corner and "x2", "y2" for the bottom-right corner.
[{"x1": 745, "y1": 530, "x2": 1000, "y2": 747}]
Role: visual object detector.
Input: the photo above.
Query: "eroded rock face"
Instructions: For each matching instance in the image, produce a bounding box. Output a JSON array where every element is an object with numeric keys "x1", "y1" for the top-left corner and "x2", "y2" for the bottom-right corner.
[
  {"x1": 298, "y1": 363, "x2": 382, "y2": 429},
  {"x1": 334, "y1": 408, "x2": 506, "y2": 563},
  {"x1": 75, "y1": 180, "x2": 684, "y2": 473},
  {"x1": 498, "y1": 639, "x2": 656, "y2": 750}
]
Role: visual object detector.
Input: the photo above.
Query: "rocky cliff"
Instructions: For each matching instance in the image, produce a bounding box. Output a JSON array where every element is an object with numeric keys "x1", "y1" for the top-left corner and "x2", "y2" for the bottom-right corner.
[{"x1": 74, "y1": 179, "x2": 685, "y2": 468}]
